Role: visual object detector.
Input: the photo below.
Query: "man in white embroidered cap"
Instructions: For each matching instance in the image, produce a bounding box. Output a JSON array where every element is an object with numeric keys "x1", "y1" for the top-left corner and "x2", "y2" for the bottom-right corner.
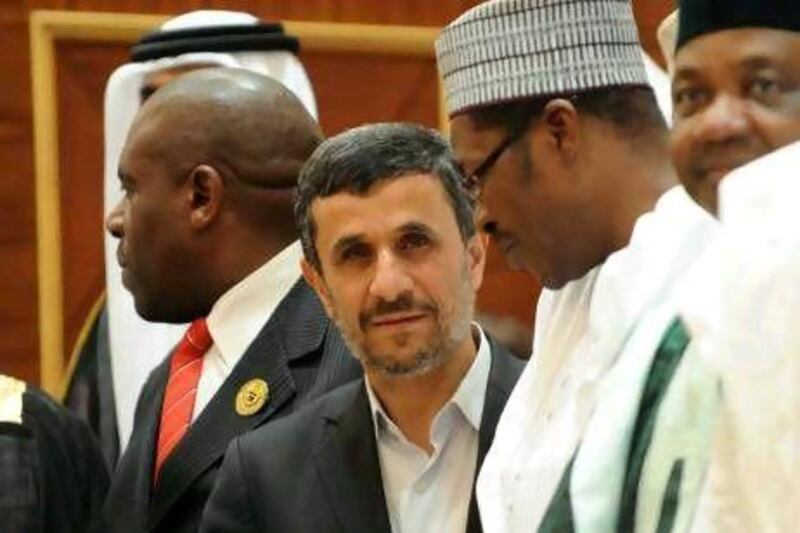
[{"x1": 435, "y1": 1, "x2": 719, "y2": 531}]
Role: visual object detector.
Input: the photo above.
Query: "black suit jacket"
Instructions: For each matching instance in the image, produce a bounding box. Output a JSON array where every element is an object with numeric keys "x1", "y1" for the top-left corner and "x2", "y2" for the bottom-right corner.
[
  {"x1": 101, "y1": 280, "x2": 362, "y2": 533},
  {"x1": 201, "y1": 336, "x2": 524, "y2": 533},
  {"x1": 0, "y1": 385, "x2": 109, "y2": 533}
]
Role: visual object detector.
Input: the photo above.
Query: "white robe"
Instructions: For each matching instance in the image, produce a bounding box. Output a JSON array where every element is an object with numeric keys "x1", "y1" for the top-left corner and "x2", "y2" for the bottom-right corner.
[
  {"x1": 544, "y1": 142, "x2": 800, "y2": 533},
  {"x1": 566, "y1": 230, "x2": 721, "y2": 533},
  {"x1": 684, "y1": 141, "x2": 800, "y2": 533},
  {"x1": 476, "y1": 186, "x2": 716, "y2": 532}
]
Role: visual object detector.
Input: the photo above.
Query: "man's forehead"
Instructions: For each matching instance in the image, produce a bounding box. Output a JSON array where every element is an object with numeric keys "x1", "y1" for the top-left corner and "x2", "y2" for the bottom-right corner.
[
  {"x1": 311, "y1": 176, "x2": 452, "y2": 237},
  {"x1": 118, "y1": 115, "x2": 170, "y2": 177},
  {"x1": 450, "y1": 114, "x2": 498, "y2": 146},
  {"x1": 449, "y1": 114, "x2": 506, "y2": 167},
  {"x1": 676, "y1": 28, "x2": 800, "y2": 72},
  {"x1": 118, "y1": 127, "x2": 149, "y2": 170}
]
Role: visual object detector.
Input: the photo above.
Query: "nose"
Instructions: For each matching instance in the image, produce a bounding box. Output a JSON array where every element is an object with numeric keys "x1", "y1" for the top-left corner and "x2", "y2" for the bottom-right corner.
[
  {"x1": 105, "y1": 200, "x2": 124, "y2": 239},
  {"x1": 369, "y1": 249, "x2": 413, "y2": 302},
  {"x1": 693, "y1": 94, "x2": 752, "y2": 145},
  {"x1": 475, "y1": 203, "x2": 497, "y2": 235}
]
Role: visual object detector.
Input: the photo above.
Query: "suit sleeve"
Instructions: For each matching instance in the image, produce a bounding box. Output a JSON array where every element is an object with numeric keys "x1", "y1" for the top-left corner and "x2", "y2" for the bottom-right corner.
[
  {"x1": 23, "y1": 387, "x2": 111, "y2": 533},
  {"x1": 200, "y1": 438, "x2": 259, "y2": 533}
]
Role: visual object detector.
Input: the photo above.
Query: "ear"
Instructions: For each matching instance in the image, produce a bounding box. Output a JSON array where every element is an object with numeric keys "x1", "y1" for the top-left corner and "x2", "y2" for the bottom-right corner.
[
  {"x1": 186, "y1": 164, "x2": 224, "y2": 230},
  {"x1": 301, "y1": 258, "x2": 335, "y2": 318},
  {"x1": 541, "y1": 98, "x2": 580, "y2": 161},
  {"x1": 465, "y1": 233, "x2": 487, "y2": 291}
]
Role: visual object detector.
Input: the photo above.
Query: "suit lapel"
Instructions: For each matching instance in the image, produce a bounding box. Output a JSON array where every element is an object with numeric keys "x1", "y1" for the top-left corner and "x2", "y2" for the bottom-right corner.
[
  {"x1": 148, "y1": 280, "x2": 329, "y2": 529},
  {"x1": 466, "y1": 338, "x2": 524, "y2": 533},
  {"x1": 121, "y1": 359, "x2": 168, "y2": 530},
  {"x1": 314, "y1": 382, "x2": 392, "y2": 533}
]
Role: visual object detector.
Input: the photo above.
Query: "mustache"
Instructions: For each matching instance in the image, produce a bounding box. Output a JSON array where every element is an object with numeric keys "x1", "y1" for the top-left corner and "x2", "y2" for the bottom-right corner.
[
  {"x1": 358, "y1": 292, "x2": 437, "y2": 329},
  {"x1": 688, "y1": 138, "x2": 764, "y2": 176}
]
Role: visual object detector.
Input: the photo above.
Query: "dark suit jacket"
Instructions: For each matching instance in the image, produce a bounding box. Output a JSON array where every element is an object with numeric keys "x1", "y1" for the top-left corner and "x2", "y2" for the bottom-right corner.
[
  {"x1": 201, "y1": 336, "x2": 524, "y2": 533},
  {"x1": 101, "y1": 280, "x2": 362, "y2": 533}
]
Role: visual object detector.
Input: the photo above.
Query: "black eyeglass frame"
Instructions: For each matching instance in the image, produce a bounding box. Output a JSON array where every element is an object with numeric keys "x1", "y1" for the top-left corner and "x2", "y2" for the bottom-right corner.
[
  {"x1": 461, "y1": 119, "x2": 531, "y2": 201},
  {"x1": 461, "y1": 93, "x2": 583, "y2": 201}
]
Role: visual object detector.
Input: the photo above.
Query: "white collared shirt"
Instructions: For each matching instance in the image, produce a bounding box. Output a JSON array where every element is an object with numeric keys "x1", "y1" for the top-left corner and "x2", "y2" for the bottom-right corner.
[
  {"x1": 365, "y1": 326, "x2": 491, "y2": 533},
  {"x1": 191, "y1": 241, "x2": 302, "y2": 420}
]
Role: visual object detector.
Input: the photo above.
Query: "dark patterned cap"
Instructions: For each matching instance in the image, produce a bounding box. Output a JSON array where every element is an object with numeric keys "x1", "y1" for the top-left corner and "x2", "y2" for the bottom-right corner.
[{"x1": 677, "y1": 0, "x2": 800, "y2": 50}]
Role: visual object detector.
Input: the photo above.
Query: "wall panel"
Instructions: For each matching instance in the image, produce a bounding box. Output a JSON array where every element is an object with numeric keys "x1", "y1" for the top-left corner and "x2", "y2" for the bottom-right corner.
[
  {"x1": 0, "y1": 3, "x2": 38, "y2": 383},
  {"x1": 2, "y1": 0, "x2": 673, "y2": 388},
  {"x1": 56, "y1": 39, "x2": 126, "y2": 367}
]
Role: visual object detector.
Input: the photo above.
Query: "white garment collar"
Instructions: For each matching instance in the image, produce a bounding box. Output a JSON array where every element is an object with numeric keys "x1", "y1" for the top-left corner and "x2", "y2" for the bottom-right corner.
[
  {"x1": 587, "y1": 186, "x2": 715, "y2": 338},
  {"x1": 206, "y1": 241, "x2": 302, "y2": 371}
]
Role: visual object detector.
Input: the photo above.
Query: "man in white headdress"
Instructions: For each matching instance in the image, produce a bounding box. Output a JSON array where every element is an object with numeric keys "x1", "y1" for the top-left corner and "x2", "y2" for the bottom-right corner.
[
  {"x1": 434, "y1": 1, "x2": 716, "y2": 531},
  {"x1": 75, "y1": 11, "x2": 319, "y2": 459}
]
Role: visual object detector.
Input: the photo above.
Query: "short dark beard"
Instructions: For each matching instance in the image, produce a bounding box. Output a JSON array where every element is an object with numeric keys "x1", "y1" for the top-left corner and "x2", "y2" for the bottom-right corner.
[{"x1": 332, "y1": 256, "x2": 475, "y2": 378}]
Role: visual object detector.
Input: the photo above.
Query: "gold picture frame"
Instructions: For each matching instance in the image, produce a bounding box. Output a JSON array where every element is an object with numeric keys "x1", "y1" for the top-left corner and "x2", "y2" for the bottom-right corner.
[{"x1": 29, "y1": 10, "x2": 444, "y2": 396}]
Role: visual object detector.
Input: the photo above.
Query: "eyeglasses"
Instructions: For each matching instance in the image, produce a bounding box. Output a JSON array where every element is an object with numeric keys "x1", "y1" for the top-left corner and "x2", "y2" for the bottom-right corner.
[
  {"x1": 461, "y1": 94, "x2": 583, "y2": 201},
  {"x1": 461, "y1": 121, "x2": 530, "y2": 201}
]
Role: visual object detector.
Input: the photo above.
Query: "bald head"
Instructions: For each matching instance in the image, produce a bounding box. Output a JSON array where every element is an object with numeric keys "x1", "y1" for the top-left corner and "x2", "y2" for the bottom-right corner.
[
  {"x1": 133, "y1": 67, "x2": 322, "y2": 190},
  {"x1": 109, "y1": 68, "x2": 322, "y2": 321}
]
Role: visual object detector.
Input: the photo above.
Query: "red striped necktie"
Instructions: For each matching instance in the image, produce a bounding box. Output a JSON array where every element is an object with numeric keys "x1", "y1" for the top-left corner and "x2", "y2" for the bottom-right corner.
[{"x1": 153, "y1": 318, "x2": 213, "y2": 483}]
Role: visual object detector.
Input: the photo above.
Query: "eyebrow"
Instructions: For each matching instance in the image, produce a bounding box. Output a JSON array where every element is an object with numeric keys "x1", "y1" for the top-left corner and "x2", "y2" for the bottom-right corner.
[
  {"x1": 397, "y1": 221, "x2": 435, "y2": 236},
  {"x1": 331, "y1": 234, "x2": 367, "y2": 257},
  {"x1": 329, "y1": 222, "x2": 437, "y2": 255},
  {"x1": 672, "y1": 64, "x2": 703, "y2": 83},
  {"x1": 674, "y1": 55, "x2": 779, "y2": 83},
  {"x1": 736, "y1": 55, "x2": 779, "y2": 73}
]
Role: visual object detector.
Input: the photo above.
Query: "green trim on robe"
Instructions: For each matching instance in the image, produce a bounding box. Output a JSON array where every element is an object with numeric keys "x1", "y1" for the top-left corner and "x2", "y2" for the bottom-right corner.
[
  {"x1": 537, "y1": 318, "x2": 690, "y2": 533},
  {"x1": 655, "y1": 458, "x2": 683, "y2": 533},
  {"x1": 538, "y1": 457, "x2": 576, "y2": 533},
  {"x1": 617, "y1": 318, "x2": 690, "y2": 532}
]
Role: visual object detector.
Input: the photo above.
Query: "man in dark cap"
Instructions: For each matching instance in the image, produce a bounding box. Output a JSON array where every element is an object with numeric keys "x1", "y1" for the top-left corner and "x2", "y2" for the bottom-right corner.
[
  {"x1": 101, "y1": 68, "x2": 360, "y2": 533},
  {"x1": 667, "y1": 2, "x2": 800, "y2": 530},
  {"x1": 671, "y1": 0, "x2": 800, "y2": 215}
]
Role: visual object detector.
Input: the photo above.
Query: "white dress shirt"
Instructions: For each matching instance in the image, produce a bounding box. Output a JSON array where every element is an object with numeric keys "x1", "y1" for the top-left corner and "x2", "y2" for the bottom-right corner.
[
  {"x1": 365, "y1": 326, "x2": 491, "y2": 533},
  {"x1": 477, "y1": 187, "x2": 717, "y2": 532},
  {"x1": 191, "y1": 241, "x2": 302, "y2": 420}
]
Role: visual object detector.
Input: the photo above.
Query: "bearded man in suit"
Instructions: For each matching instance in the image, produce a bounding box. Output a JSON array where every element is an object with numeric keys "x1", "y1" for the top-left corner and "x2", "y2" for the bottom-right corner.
[{"x1": 202, "y1": 123, "x2": 524, "y2": 533}]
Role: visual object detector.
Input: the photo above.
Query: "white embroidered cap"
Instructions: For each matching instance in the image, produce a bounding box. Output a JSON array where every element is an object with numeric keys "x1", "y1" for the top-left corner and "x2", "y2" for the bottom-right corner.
[{"x1": 436, "y1": 0, "x2": 650, "y2": 116}]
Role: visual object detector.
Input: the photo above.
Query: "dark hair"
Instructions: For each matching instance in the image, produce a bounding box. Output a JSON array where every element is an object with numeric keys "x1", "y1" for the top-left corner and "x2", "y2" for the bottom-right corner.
[
  {"x1": 468, "y1": 85, "x2": 667, "y2": 139},
  {"x1": 295, "y1": 122, "x2": 475, "y2": 270}
]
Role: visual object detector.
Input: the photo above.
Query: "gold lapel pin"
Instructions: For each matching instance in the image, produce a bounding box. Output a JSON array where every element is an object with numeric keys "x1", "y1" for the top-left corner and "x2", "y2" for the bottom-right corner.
[{"x1": 235, "y1": 378, "x2": 269, "y2": 417}]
